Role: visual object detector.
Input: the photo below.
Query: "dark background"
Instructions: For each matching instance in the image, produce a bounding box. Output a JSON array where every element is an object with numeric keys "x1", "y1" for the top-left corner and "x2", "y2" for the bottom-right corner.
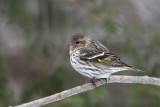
[{"x1": 0, "y1": 0, "x2": 160, "y2": 107}]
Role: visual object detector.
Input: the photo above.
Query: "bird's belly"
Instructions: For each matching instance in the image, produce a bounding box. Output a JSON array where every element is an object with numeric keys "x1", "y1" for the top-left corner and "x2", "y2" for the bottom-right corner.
[{"x1": 70, "y1": 56, "x2": 100, "y2": 78}]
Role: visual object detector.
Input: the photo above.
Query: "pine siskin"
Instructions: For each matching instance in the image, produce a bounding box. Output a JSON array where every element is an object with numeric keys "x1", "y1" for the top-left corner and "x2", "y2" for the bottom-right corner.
[{"x1": 69, "y1": 33, "x2": 142, "y2": 84}]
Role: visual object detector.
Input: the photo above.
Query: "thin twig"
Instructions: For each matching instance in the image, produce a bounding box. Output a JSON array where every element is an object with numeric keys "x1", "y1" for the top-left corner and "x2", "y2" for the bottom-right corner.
[{"x1": 12, "y1": 75, "x2": 160, "y2": 107}]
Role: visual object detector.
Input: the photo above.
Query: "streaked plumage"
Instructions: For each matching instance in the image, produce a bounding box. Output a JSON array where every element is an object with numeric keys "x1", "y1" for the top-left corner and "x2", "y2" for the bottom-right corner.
[{"x1": 69, "y1": 33, "x2": 141, "y2": 81}]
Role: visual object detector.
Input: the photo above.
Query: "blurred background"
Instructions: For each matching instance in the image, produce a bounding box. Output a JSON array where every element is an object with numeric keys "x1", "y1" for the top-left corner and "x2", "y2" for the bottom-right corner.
[{"x1": 0, "y1": 0, "x2": 160, "y2": 107}]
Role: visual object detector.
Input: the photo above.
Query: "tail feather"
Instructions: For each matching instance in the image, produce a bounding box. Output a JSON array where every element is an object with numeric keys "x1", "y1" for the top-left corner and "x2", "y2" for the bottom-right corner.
[
  {"x1": 121, "y1": 62, "x2": 143, "y2": 72},
  {"x1": 129, "y1": 67, "x2": 143, "y2": 72}
]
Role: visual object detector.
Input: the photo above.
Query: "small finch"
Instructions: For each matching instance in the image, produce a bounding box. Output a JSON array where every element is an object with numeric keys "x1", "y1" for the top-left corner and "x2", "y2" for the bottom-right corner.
[{"x1": 69, "y1": 33, "x2": 141, "y2": 84}]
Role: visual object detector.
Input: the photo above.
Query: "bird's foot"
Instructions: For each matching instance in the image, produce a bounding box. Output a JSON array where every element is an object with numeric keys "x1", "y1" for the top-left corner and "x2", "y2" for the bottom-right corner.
[
  {"x1": 90, "y1": 78, "x2": 106, "y2": 87},
  {"x1": 90, "y1": 77, "x2": 110, "y2": 87},
  {"x1": 104, "y1": 77, "x2": 110, "y2": 83},
  {"x1": 90, "y1": 77, "x2": 100, "y2": 87}
]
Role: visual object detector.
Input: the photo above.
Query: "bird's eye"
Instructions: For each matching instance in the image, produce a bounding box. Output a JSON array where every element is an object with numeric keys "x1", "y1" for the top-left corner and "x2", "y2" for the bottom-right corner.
[{"x1": 75, "y1": 41, "x2": 80, "y2": 44}]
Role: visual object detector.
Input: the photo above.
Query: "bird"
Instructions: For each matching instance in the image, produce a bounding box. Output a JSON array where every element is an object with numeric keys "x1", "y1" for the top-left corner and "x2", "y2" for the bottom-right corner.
[{"x1": 69, "y1": 33, "x2": 142, "y2": 85}]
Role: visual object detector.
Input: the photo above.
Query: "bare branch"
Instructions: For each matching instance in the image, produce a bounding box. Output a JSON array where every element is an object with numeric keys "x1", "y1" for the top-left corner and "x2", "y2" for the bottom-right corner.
[{"x1": 13, "y1": 75, "x2": 160, "y2": 107}]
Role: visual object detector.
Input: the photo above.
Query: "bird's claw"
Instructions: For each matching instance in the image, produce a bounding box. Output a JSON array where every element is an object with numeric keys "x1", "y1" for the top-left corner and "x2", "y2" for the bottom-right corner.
[
  {"x1": 104, "y1": 77, "x2": 110, "y2": 83},
  {"x1": 90, "y1": 77, "x2": 110, "y2": 87},
  {"x1": 90, "y1": 77, "x2": 97, "y2": 87}
]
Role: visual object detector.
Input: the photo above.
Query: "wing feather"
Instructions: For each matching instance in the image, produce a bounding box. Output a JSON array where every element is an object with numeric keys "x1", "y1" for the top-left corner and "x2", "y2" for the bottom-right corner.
[{"x1": 80, "y1": 50, "x2": 131, "y2": 68}]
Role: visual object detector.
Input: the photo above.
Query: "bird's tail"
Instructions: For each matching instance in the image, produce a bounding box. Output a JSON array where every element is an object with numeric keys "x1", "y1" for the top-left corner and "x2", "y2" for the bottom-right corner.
[
  {"x1": 122, "y1": 62, "x2": 143, "y2": 72},
  {"x1": 129, "y1": 67, "x2": 143, "y2": 72}
]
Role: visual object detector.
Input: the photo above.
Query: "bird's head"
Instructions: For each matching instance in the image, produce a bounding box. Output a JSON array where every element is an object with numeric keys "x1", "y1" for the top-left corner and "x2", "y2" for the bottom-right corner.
[{"x1": 69, "y1": 33, "x2": 91, "y2": 53}]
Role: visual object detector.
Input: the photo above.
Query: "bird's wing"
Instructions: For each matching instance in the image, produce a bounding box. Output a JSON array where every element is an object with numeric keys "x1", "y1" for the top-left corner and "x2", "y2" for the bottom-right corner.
[
  {"x1": 90, "y1": 40, "x2": 110, "y2": 53},
  {"x1": 80, "y1": 49, "x2": 131, "y2": 68}
]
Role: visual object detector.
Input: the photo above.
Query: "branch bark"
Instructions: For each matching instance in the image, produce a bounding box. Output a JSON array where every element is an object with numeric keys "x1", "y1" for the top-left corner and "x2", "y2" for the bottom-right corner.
[{"x1": 12, "y1": 75, "x2": 160, "y2": 107}]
